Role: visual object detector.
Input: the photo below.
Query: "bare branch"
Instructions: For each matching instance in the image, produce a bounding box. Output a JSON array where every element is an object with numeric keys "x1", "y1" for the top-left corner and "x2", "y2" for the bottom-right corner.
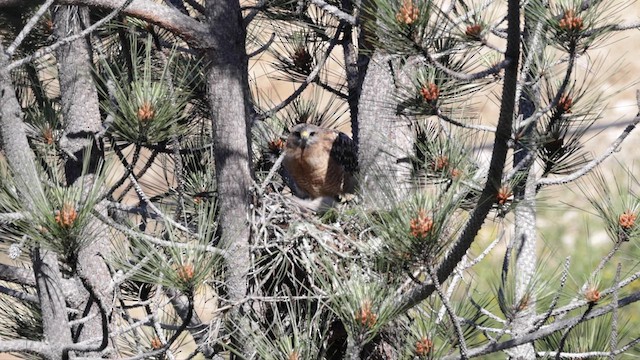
[
  {"x1": 538, "y1": 337, "x2": 640, "y2": 358},
  {"x1": 537, "y1": 115, "x2": 640, "y2": 186},
  {"x1": 0, "y1": 285, "x2": 38, "y2": 303},
  {"x1": 9, "y1": 0, "x2": 134, "y2": 71},
  {"x1": 428, "y1": 266, "x2": 469, "y2": 359},
  {"x1": 442, "y1": 289, "x2": 640, "y2": 359},
  {"x1": 437, "y1": 109, "x2": 497, "y2": 132},
  {"x1": 6, "y1": 0, "x2": 55, "y2": 56},
  {"x1": 94, "y1": 211, "x2": 226, "y2": 256},
  {"x1": 0, "y1": 263, "x2": 35, "y2": 286},
  {"x1": 54, "y1": 0, "x2": 211, "y2": 47},
  {"x1": 0, "y1": 339, "x2": 51, "y2": 356},
  {"x1": 309, "y1": 0, "x2": 357, "y2": 25}
]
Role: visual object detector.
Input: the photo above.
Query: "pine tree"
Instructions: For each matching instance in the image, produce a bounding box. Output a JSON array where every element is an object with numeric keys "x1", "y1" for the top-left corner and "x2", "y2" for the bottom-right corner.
[{"x1": 0, "y1": 0, "x2": 639, "y2": 359}]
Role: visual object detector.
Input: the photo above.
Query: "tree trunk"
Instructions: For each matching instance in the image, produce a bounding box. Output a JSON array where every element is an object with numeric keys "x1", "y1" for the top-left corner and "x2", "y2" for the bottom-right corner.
[
  {"x1": 53, "y1": 6, "x2": 113, "y2": 353},
  {"x1": 510, "y1": 166, "x2": 538, "y2": 359},
  {"x1": 0, "y1": 44, "x2": 72, "y2": 360},
  {"x1": 509, "y1": 8, "x2": 544, "y2": 357},
  {"x1": 357, "y1": 51, "x2": 413, "y2": 205},
  {"x1": 204, "y1": 0, "x2": 253, "y2": 354},
  {"x1": 54, "y1": 5, "x2": 103, "y2": 182}
]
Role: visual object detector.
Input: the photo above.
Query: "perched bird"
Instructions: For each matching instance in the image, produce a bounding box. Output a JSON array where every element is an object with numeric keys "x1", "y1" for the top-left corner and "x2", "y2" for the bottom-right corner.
[{"x1": 283, "y1": 123, "x2": 358, "y2": 199}]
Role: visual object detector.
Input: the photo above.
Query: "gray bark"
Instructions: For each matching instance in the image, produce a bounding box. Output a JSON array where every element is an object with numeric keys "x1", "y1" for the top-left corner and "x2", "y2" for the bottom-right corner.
[
  {"x1": 357, "y1": 52, "x2": 413, "y2": 205},
  {"x1": 0, "y1": 44, "x2": 72, "y2": 360},
  {"x1": 509, "y1": 9, "x2": 543, "y2": 356},
  {"x1": 204, "y1": 0, "x2": 253, "y2": 355},
  {"x1": 54, "y1": 5, "x2": 102, "y2": 182},
  {"x1": 53, "y1": 6, "x2": 113, "y2": 354},
  {"x1": 510, "y1": 165, "x2": 538, "y2": 359}
]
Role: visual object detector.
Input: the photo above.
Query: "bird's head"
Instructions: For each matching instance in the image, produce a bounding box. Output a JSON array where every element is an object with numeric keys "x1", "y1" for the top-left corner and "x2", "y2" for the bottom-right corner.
[{"x1": 287, "y1": 123, "x2": 320, "y2": 149}]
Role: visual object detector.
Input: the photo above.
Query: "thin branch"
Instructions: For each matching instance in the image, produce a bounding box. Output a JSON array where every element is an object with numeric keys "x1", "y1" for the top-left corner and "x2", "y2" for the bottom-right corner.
[
  {"x1": 517, "y1": 48, "x2": 577, "y2": 132},
  {"x1": 430, "y1": 55, "x2": 510, "y2": 82},
  {"x1": 243, "y1": 0, "x2": 266, "y2": 27},
  {"x1": 0, "y1": 263, "x2": 36, "y2": 286},
  {"x1": 470, "y1": 297, "x2": 506, "y2": 325},
  {"x1": 96, "y1": 294, "x2": 194, "y2": 360},
  {"x1": 540, "y1": 269, "x2": 640, "y2": 323},
  {"x1": 9, "y1": 0, "x2": 135, "y2": 71},
  {"x1": 258, "y1": 152, "x2": 285, "y2": 194},
  {"x1": 64, "y1": 275, "x2": 111, "y2": 354},
  {"x1": 316, "y1": 79, "x2": 349, "y2": 99},
  {"x1": 537, "y1": 115, "x2": 640, "y2": 186},
  {"x1": 442, "y1": 289, "x2": 640, "y2": 359},
  {"x1": 463, "y1": 228, "x2": 504, "y2": 270},
  {"x1": 502, "y1": 149, "x2": 534, "y2": 183},
  {"x1": 309, "y1": 0, "x2": 356, "y2": 25},
  {"x1": 0, "y1": 285, "x2": 38, "y2": 303},
  {"x1": 583, "y1": 21, "x2": 640, "y2": 36},
  {"x1": 5, "y1": 0, "x2": 55, "y2": 56},
  {"x1": 428, "y1": 267, "x2": 469, "y2": 359},
  {"x1": 538, "y1": 337, "x2": 640, "y2": 358},
  {"x1": 437, "y1": 109, "x2": 497, "y2": 132},
  {"x1": 555, "y1": 302, "x2": 594, "y2": 358},
  {"x1": 255, "y1": 24, "x2": 344, "y2": 121},
  {"x1": 580, "y1": 239, "x2": 623, "y2": 294},
  {"x1": 247, "y1": 32, "x2": 276, "y2": 58},
  {"x1": 609, "y1": 263, "x2": 621, "y2": 360},
  {"x1": 530, "y1": 257, "x2": 571, "y2": 333},
  {"x1": 126, "y1": 172, "x2": 194, "y2": 235},
  {"x1": 94, "y1": 211, "x2": 226, "y2": 256}
]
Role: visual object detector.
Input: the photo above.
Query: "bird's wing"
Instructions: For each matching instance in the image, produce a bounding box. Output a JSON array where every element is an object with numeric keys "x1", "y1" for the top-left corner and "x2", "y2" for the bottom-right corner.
[{"x1": 329, "y1": 131, "x2": 358, "y2": 173}]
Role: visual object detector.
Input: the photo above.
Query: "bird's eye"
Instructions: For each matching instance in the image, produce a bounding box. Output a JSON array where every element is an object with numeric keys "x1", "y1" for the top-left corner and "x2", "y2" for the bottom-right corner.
[
  {"x1": 309, "y1": 131, "x2": 316, "y2": 137},
  {"x1": 293, "y1": 131, "x2": 300, "y2": 137}
]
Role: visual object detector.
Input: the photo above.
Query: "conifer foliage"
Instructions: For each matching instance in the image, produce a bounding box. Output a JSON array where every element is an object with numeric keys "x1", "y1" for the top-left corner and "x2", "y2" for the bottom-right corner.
[{"x1": 0, "y1": 0, "x2": 640, "y2": 359}]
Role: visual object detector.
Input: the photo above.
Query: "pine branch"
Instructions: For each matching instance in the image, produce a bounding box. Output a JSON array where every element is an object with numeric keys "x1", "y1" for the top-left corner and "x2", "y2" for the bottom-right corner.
[
  {"x1": 428, "y1": 266, "x2": 469, "y2": 359},
  {"x1": 256, "y1": 24, "x2": 345, "y2": 121},
  {"x1": 437, "y1": 109, "x2": 497, "y2": 132},
  {"x1": 9, "y1": 0, "x2": 135, "y2": 71},
  {"x1": 0, "y1": 339, "x2": 51, "y2": 356},
  {"x1": 441, "y1": 289, "x2": 640, "y2": 359},
  {"x1": 396, "y1": 0, "x2": 521, "y2": 313},
  {"x1": 0, "y1": 285, "x2": 38, "y2": 303},
  {"x1": 530, "y1": 257, "x2": 571, "y2": 333},
  {"x1": 5, "y1": 0, "x2": 55, "y2": 56},
  {"x1": 0, "y1": 263, "x2": 36, "y2": 286},
  {"x1": 537, "y1": 113, "x2": 640, "y2": 186}
]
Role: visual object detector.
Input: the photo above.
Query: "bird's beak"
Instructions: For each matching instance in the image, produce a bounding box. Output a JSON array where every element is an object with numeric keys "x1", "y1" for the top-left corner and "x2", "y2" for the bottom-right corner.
[{"x1": 300, "y1": 130, "x2": 310, "y2": 147}]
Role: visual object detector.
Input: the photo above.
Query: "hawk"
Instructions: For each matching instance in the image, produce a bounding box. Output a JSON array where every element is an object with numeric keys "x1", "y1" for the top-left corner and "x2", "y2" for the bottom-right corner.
[{"x1": 283, "y1": 123, "x2": 358, "y2": 199}]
